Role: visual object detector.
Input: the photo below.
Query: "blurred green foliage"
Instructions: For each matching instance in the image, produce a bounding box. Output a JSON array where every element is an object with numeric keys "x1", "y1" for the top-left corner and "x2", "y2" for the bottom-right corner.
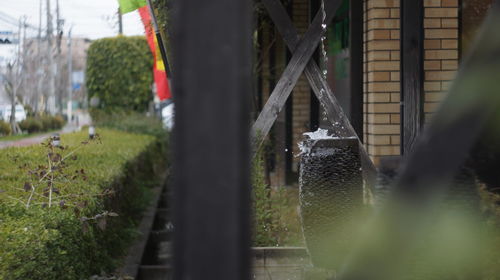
[
  {"x1": 18, "y1": 115, "x2": 65, "y2": 134},
  {"x1": 0, "y1": 120, "x2": 11, "y2": 136},
  {"x1": 0, "y1": 129, "x2": 166, "y2": 279},
  {"x1": 252, "y1": 151, "x2": 303, "y2": 247},
  {"x1": 86, "y1": 36, "x2": 153, "y2": 112},
  {"x1": 91, "y1": 110, "x2": 167, "y2": 139}
]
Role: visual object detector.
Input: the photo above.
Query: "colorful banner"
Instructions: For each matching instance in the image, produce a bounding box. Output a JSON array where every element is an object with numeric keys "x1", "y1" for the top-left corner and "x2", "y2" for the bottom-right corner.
[
  {"x1": 118, "y1": 0, "x2": 147, "y2": 14},
  {"x1": 118, "y1": 0, "x2": 171, "y2": 101},
  {"x1": 138, "y1": 6, "x2": 171, "y2": 101}
]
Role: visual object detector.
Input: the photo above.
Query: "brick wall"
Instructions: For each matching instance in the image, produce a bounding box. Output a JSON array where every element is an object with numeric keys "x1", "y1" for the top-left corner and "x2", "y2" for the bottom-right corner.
[
  {"x1": 362, "y1": 0, "x2": 459, "y2": 165},
  {"x1": 291, "y1": 0, "x2": 312, "y2": 171},
  {"x1": 363, "y1": 0, "x2": 401, "y2": 165},
  {"x1": 423, "y1": 0, "x2": 459, "y2": 121}
]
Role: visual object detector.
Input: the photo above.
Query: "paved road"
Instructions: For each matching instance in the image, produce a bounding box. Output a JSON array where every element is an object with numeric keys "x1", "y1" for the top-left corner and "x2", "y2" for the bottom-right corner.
[{"x1": 0, "y1": 125, "x2": 79, "y2": 149}]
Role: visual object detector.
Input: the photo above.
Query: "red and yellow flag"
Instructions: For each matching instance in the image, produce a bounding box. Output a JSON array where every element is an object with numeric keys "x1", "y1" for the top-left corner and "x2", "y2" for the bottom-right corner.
[{"x1": 118, "y1": 0, "x2": 171, "y2": 101}]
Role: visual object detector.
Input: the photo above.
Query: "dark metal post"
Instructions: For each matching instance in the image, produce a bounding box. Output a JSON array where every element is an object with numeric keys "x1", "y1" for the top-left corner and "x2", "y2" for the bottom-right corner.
[
  {"x1": 146, "y1": 0, "x2": 173, "y2": 79},
  {"x1": 401, "y1": 0, "x2": 424, "y2": 154},
  {"x1": 172, "y1": 0, "x2": 252, "y2": 279},
  {"x1": 118, "y1": 7, "x2": 123, "y2": 34}
]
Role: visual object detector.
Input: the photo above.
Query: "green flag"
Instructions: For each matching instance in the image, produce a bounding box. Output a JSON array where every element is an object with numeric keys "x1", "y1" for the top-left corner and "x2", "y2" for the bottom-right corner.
[{"x1": 118, "y1": 0, "x2": 147, "y2": 14}]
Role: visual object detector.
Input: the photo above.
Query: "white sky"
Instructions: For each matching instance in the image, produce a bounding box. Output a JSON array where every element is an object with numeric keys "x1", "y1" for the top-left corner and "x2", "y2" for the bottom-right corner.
[
  {"x1": 0, "y1": 0, "x2": 144, "y2": 64},
  {"x1": 0, "y1": 0, "x2": 144, "y2": 39}
]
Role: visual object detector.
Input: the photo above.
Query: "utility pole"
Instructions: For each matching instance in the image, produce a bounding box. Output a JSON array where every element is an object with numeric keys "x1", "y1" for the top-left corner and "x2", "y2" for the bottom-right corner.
[
  {"x1": 46, "y1": 0, "x2": 55, "y2": 114},
  {"x1": 21, "y1": 17, "x2": 27, "y2": 105},
  {"x1": 67, "y1": 27, "x2": 72, "y2": 124},
  {"x1": 55, "y1": 0, "x2": 64, "y2": 114},
  {"x1": 35, "y1": 0, "x2": 43, "y2": 113},
  {"x1": 118, "y1": 8, "x2": 123, "y2": 35}
]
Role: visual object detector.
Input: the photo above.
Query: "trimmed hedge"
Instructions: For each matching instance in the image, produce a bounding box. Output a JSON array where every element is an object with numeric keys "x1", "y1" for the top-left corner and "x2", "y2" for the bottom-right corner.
[
  {"x1": 252, "y1": 152, "x2": 303, "y2": 247},
  {"x1": 91, "y1": 110, "x2": 167, "y2": 139},
  {"x1": 18, "y1": 115, "x2": 65, "y2": 134},
  {"x1": 0, "y1": 120, "x2": 11, "y2": 136},
  {"x1": 86, "y1": 36, "x2": 154, "y2": 112},
  {"x1": 0, "y1": 129, "x2": 166, "y2": 279}
]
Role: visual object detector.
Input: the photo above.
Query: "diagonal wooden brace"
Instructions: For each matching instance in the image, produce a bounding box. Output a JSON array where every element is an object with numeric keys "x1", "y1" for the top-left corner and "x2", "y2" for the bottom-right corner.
[
  {"x1": 260, "y1": 0, "x2": 377, "y2": 179},
  {"x1": 251, "y1": 0, "x2": 342, "y2": 151}
]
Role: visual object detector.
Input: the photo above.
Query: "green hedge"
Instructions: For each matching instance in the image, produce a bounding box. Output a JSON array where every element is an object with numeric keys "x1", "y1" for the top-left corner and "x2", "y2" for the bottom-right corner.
[
  {"x1": 18, "y1": 115, "x2": 65, "y2": 134},
  {"x1": 252, "y1": 152, "x2": 303, "y2": 247},
  {"x1": 0, "y1": 120, "x2": 11, "y2": 136},
  {"x1": 86, "y1": 36, "x2": 153, "y2": 112},
  {"x1": 0, "y1": 129, "x2": 166, "y2": 279},
  {"x1": 91, "y1": 110, "x2": 167, "y2": 139}
]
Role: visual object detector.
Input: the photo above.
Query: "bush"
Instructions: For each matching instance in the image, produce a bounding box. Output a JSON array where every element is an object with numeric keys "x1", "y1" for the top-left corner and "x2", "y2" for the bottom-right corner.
[
  {"x1": 91, "y1": 110, "x2": 166, "y2": 138},
  {"x1": 0, "y1": 129, "x2": 167, "y2": 279},
  {"x1": 18, "y1": 118, "x2": 43, "y2": 133},
  {"x1": 39, "y1": 115, "x2": 65, "y2": 130},
  {"x1": 19, "y1": 115, "x2": 65, "y2": 133},
  {"x1": 0, "y1": 120, "x2": 11, "y2": 136},
  {"x1": 252, "y1": 152, "x2": 303, "y2": 247},
  {"x1": 86, "y1": 36, "x2": 154, "y2": 112}
]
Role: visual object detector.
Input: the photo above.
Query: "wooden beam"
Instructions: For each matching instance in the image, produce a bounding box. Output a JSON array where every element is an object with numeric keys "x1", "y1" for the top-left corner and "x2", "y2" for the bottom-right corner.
[
  {"x1": 172, "y1": 0, "x2": 252, "y2": 278},
  {"x1": 350, "y1": 0, "x2": 364, "y2": 141},
  {"x1": 260, "y1": 0, "x2": 377, "y2": 181},
  {"x1": 251, "y1": 0, "x2": 343, "y2": 150},
  {"x1": 401, "y1": 0, "x2": 424, "y2": 154}
]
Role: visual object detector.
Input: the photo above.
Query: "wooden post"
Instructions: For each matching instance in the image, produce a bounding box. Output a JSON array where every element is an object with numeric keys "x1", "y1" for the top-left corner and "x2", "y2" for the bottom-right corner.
[
  {"x1": 350, "y1": 0, "x2": 364, "y2": 141},
  {"x1": 401, "y1": 0, "x2": 424, "y2": 154},
  {"x1": 172, "y1": 0, "x2": 252, "y2": 278},
  {"x1": 259, "y1": 0, "x2": 377, "y2": 183}
]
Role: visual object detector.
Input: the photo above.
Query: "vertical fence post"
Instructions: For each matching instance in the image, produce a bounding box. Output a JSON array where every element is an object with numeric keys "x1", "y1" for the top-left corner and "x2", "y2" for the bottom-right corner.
[
  {"x1": 172, "y1": 0, "x2": 252, "y2": 279},
  {"x1": 401, "y1": 0, "x2": 424, "y2": 154}
]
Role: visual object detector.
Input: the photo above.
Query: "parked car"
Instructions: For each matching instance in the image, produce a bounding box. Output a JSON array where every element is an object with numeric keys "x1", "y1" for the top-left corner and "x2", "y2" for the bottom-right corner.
[{"x1": 0, "y1": 104, "x2": 27, "y2": 122}]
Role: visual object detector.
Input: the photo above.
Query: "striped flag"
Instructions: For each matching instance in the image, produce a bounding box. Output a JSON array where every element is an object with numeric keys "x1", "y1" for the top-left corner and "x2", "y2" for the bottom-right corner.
[
  {"x1": 117, "y1": 0, "x2": 172, "y2": 100},
  {"x1": 118, "y1": 0, "x2": 147, "y2": 14}
]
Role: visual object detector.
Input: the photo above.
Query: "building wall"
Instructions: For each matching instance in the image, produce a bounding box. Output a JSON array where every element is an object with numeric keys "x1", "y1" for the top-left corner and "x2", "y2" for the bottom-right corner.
[
  {"x1": 291, "y1": 0, "x2": 312, "y2": 172},
  {"x1": 362, "y1": 0, "x2": 459, "y2": 165},
  {"x1": 423, "y1": 0, "x2": 460, "y2": 121},
  {"x1": 363, "y1": 0, "x2": 402, "y2": 166}
]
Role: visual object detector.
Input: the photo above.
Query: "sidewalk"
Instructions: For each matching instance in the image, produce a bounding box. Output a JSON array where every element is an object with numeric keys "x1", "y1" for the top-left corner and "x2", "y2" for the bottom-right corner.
[{"x1": 0, "y1": 124, "x2": 79, "y2": 150}]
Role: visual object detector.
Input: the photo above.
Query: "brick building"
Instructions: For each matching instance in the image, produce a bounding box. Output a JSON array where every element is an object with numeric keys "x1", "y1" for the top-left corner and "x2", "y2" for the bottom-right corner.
[{"x1": 254, "y1": 0, "x2": 495, "y2": 186}]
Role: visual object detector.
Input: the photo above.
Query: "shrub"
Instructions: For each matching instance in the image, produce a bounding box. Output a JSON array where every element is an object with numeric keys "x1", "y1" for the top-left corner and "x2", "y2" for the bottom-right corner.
[
  {"x1": 252, "y1": 152, "x2": 303, "y2": 247},
  {"x1": 0, "y1": 129, "x2": 166, "y2": 279},
  {"x1": 86, "y1": 36, "x2": 154, "y2": 113},
  {"x1": 39, "y1": 115, "x2": 65, "y2": 130},
  {"x1": 0, "y1": 120, "x2": 11, "y2": 136},
  {"x1": 19, "y1": 115, "x2": 65, "y2": 133},
  {"x1": 18, "y1": 117, "x2": 43, "y2": 133},
  {"x1": 91, "y1": 110, "x2": 166, "y2": 138},
  {"x1": 52, "y1": 115, "x2": 65, "y2": 129}
]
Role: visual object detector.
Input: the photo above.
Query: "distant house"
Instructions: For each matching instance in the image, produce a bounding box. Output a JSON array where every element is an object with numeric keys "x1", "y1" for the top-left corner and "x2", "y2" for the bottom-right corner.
[{"x1": 254, "y1": 0, "x2": 494, "y2": 187}]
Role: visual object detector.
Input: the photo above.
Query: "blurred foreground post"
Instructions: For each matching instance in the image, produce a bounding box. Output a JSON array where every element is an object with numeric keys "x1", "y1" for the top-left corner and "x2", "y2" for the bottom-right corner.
[
  {"x1": 171, "y1": 0, "x2": 252, "y2": 279},
  {"x1": 338, "y1": 2, "x2": 500, "y2": 279}
]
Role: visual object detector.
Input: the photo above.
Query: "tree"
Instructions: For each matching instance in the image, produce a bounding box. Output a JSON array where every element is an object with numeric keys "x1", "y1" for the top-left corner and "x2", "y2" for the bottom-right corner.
[{"x1": 2, "y1": 63, "x2": 22, "y2": 134}]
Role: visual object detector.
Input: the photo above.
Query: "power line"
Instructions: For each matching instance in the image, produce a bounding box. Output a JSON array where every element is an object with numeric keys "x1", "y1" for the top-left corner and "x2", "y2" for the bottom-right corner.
[{"x1": 0, "y1": 11, "x2": 40, "y2": 31}]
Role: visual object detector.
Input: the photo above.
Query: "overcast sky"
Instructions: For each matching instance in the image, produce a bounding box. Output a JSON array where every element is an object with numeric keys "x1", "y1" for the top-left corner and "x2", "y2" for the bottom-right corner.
[
  {"x1": 1, "y1": 0, "x2": 144, "y2": 39},
  {"x1": 0, "y1": 0, "x2": 144, "y2": 63}
]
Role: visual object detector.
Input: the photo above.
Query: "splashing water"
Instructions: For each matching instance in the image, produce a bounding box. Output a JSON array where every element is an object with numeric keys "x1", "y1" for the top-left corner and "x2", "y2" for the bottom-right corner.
[{"x1": 320, "y1": 0, "x2": 328, "y2": 79}]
